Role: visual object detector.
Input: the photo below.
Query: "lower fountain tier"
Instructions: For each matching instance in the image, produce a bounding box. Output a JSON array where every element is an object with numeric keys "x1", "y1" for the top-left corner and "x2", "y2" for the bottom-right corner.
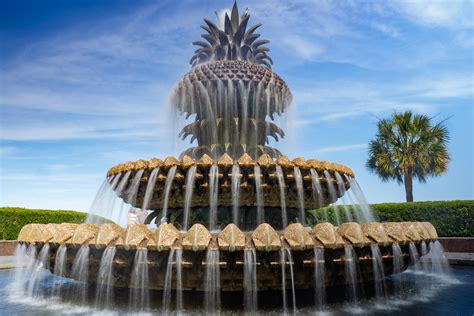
[
  {"x1": 17, "y1": 220, "x2": 438, "y2": 291},
  {"x1": 106, "y1": 154, "x2": 355, "y2": 210}
]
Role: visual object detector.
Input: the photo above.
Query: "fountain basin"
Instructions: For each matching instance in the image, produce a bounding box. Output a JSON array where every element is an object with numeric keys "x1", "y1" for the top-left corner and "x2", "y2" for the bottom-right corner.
[
  {"x1": 106, "y1": 154, "x2": 354, "y2": 212},
  {"x1": 17, "y1": 221, "x2": 438, "y2": 291}
]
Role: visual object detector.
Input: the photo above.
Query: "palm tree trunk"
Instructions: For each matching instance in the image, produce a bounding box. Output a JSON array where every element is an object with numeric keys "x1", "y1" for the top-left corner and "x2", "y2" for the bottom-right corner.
[{"x1": 404, "y1": 169, "x2": 414, "y2": 202}]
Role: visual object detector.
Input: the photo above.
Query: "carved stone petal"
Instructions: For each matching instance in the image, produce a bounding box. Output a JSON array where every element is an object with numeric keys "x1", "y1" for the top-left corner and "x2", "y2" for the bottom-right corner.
[
  {"x1": 292, "y1": 157, "x2": 306, "y2": 168},
  {"x1": 257, "y1": 154, "x2": 274, "y2": 167},
  {"x1": 218, "y1": 224, "x2": 246, "y2": 251},
  {"x1": 135, "y1": 159, "x2": 149, "y2": 170},
  {"x1": 382, "y1": 222, "x2": 406, "y2": 242},
  {"x1": 414, "y1": 222, "x2": 430, "y2": 240},
  {"x1": 181, "y1": 155, "x2": 195, "y2": 169},
  {"x1": 306, "y1": 159, "x2": 321, "y2": 170},
  {"x1": 97, "y1": 223, "x2": 125, "y2": 247},
  {"x1": 51, "y1": 223, "x2": 78, "y2": 244},
  {"x1": 311, "y1": 223, "x2": 344, "y2": 248},
  {"x1": 198, "y1": 154, "x2": 214, "y2": 168},
  {"x1": 37, "y1": 224, "x2": 58, "y2": 243},
  {"x1": 361, "y1": 222, "x2": 390, "y2": 245},
  {"x1": 238, "y1": 153, "x2": 254, "y2": 167},
  {"x1": 337, "y1": 222, "x2": 369, "y2": 247},
  {"x1": 163, "y1": 156, "x2": 180, "y2": 169},
  {"x1": 400, "y1": 222, "x2": 421, "y2": 241},
  {"x1": 71, "y1": 224, "x2": 99, "y2": 246},
  {"x1": 125, "y1": 224, "x2": 153, "y2": 248},
  {"x1": 17, "y1": 224, "x2": 44, "y2": 243},
  {"x1": 154, "y1": 223, "x2": 181, "y2": 251},
  {"x1": 276, "y1": 155, "x2": 293, "y2": 168},
  {"x1": 182, "y1": 224, "x2": 212, "y2": 251},
  {"x1": 251, "y1": 223, "x2": 281, "y2": 252},
  {"x1": 283, "y1": 223, "x2": 313, "y2": 250},
  {"x1": 422, "y1": 222, "x2": 438, "y2": 239},
  {"x1": 149, "y1": 158, "x2": 163, "y2": 169},
  {"x1": 217, "y1": 153, "x2": 234, "y2": 168}
]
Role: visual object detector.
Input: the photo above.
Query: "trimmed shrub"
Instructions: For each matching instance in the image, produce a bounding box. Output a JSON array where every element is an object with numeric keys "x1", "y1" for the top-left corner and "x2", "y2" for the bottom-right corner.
[
  {"x1": 307, "y1": 200, "x2": 473, "y2": 237},
  {"x1": 0, "y1": 207, "x2": 107, "y2": 240}
]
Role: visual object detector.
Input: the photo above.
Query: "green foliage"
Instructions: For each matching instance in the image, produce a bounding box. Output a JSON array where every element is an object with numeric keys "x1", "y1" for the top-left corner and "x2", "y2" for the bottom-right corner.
[
  {"x1": 0, "y1": 207, "x2": 107, "y2": 240},
  {"x1": 307, "y1": 200, "x2": 473, "y2": 237}
]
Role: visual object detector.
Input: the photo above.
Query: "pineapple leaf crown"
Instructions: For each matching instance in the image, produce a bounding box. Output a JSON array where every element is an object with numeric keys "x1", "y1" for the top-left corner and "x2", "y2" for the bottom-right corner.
[{"x1": 190, "y1": 1, "x2": 273, "y2": 68}]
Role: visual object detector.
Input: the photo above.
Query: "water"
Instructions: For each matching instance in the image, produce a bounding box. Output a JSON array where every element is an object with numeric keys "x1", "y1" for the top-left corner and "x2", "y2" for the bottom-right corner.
[
  {"x1": 27, "y1": 243, "x2": 50, "y2": 298},
  {"x1": 161, "y1": 166, "x2": 178, "y2": 224},
  {"x1": 310, "y1": 169, "x2": 324, "y2": 218},
  {"x1": 95, "y1": 246, "x2": 116, "y2": 309},
  {"x1": 344, "y1": 246, "x2": 360, "y2": 303},
  {"x1": 204, "y1": 249, "x2": 221, "y2": 314},
  {"x1": 163, "y1": 248, "x2": 183, "y2": 311},
  {"x1": 324, "y1": 171, "x2": 340, "y2": 225},
  {"x1": 408, "y1": 242, "x2": 420, "y2": 271},
  {"x1": 243, "y1": 249, "x2": 258, "y2": 312},
  {"x1": 129, "y1": 248, "x2": 149, "y2": 311},
  {"x1": 108, "y1": 171, "x2": 131, "y2": 224},
  {"x1": 392, "y1": 243, "x2": 405, "y2": 294},
  {"x1": 254, "y1": 165, "x2": 264, "y2": 224},
  {"x1": 231, "y1": 164, "x2": 241, "y2": 225},
  {"x1": 52, "y1": 245, "x2": 67, "y2": 296},
  {"x1": 335, "y1": 172, "x2": 353, "y2": 222},
  {"x1": 275, "y1": 165, "x2": 288, "y2": 228},
  {"x1": 313, "y1": 247, "x2": 326, "y2": 307},
  {"x1": 428, "y1": 241, "x2": 452, "y2": 277},
  {"x1": 345, "y1": 175, "x2": 374, "y2": 223},
  {"x1": 70, "y1": 245, "x2": 90, "y2": 303},
  {"x1": 209, "y1": 164, "x2": 219, "y2": 231},
  {"x1": 293, "y1": 167, "x2": 306, "y2": 225},
  {"x1": 370, "y1": 244, "x2": 387, "y2": 301},
  {"x1": 280, "y1": 249, "x2": 297, "y2": 314},
  {"x1": 142, "y1": 167, "x2": 160, "y2": 211},
  {"x1": 183, "y1": 165, "x2": 197, "y2": 230}
]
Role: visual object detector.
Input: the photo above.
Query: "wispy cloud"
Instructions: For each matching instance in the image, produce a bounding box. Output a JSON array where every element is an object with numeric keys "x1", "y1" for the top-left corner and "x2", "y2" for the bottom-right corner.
[{"x1": 314, "y1": 143, "x2": 367, "y2": 154}]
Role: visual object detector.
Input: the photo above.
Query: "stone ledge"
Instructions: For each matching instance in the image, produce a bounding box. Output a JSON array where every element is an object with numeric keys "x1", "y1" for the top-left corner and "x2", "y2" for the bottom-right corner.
[
  {"x1": 438, "y1": 237, "x2": 474, "y2": 253},
  {"x1": 0, "y1": 240, "x2": 18, "y2": 256}
]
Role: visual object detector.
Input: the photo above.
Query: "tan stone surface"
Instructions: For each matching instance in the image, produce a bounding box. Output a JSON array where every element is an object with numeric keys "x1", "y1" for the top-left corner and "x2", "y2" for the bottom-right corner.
[
  {"x1": 283, "y1": 223, "x2": 313, "y2": 250},
  {"x1": 422, "y1": 222, "x2": 438, "y2": 239},
  {"x1": 251, "y1": 223, "x2": 281, "y2": 251},
  {"x1": 153, "y1": 223, "x2": 181, "y2": 251},
  {"x1": 311, "y1": 223, "x2": 345, "y2": 248},
  {"x1": 217, "y1": 153, "x2": 234, "y2": 168},
  {"x1": 414, "y1": 222, "x2": 430, "y2": 240},
  {"x1": 51, "y1": 223, "x2": 78, "y2": 244},
  {"x1": 182, "y1": 224, "x2": 212, "y2": 251},
  {"x1": 124, "y1": 224, "x2": 153, "y2": 248},
  {"x1": 401, "y1": 222, "x2": 421, "y2": 241},
  {"x1": 337, "y1": 222, "x2": 369, "y2": 247},
  {"x1": 96, "y1": 223, "x2": 125, "y2": 247},
  {"x1": 217, "y1": 224, "x2": 246, "y2": 251},
  {"x1": 17, "y1": 224, "x2": 44, "y2": 243},
  {"x1": 71, "y1": 224, "x2": 99, "y2": 246},
  {"x1": 382, "y1": 222, "x2": 407, "y2": 242},
  {"x1": 361, "y1": 222, "x2": 390, "y2": 245}
]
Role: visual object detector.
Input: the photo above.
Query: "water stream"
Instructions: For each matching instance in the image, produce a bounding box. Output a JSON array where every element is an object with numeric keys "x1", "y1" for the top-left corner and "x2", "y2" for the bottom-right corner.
[
  {"x1": 95, "y1": 246, "x2": 116, "y2": 309},
  {"x1": 244, "y1": 249, "x2": 258, "y2": 312},
  {"x1": 129, "y1": 248, "x2": 150, "y2": 311},
  {"x1": 204, "y1": 249, "x2": 221, "y2": 313},
  {"x1": 275, "y1": 165, "x2": 288, "y2": 228},
  {"x1": 183, "y1": 165, "x2": 197, "y2": 230}
]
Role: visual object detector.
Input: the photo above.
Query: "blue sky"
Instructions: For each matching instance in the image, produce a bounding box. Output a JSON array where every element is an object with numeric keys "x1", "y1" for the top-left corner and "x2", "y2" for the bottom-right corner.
[{"x1": 1, "y1": 0, "x2": 473, "y2": 211}]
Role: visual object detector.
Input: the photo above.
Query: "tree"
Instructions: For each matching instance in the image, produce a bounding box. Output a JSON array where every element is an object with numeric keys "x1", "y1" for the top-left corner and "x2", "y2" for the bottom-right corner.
[{"x1": 366, "y1": 111, "x2": 450, "y2": 202}]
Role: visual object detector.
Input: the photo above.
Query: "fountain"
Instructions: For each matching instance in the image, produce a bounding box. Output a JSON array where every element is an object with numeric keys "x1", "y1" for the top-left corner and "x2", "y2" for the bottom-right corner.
[{"x1": 12, "y1": 1, "x2": 447, "y2": 313}]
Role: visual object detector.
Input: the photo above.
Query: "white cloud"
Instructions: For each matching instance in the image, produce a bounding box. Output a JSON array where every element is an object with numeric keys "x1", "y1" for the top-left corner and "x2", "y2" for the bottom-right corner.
[{"x1": 314, "y1": 143, "x2": 367, "y2": 154}]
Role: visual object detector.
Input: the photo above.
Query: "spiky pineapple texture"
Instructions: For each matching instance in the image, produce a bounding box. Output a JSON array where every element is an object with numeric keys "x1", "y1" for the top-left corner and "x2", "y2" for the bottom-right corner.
[{"x1": 190, "y1": 1, "x2": 273, "y2": 68}]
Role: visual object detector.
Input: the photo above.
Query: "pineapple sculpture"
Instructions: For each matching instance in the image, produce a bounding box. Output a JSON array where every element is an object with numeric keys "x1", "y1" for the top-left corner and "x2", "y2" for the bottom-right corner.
[{"x1": 172, "y1": 1, "x2": 292, "y2": 160}]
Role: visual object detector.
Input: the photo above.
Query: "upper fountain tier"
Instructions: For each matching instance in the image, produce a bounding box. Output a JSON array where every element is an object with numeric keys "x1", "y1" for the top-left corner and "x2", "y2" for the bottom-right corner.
[{"x1": 171, "y1": 2, "x2": 292, "y2": 159}]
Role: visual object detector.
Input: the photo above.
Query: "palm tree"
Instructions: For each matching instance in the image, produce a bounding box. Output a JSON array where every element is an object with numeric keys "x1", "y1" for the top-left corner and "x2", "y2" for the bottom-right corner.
[{"x1": 367, "y1": 111, "x2": 450, "y2": 202}]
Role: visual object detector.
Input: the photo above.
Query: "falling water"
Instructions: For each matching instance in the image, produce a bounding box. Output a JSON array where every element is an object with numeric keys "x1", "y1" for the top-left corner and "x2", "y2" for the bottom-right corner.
[
  {"x1": 87, "y1": 172, "x2": 123, "y2": 224},
  {"x1": 313, "y1": 247, "x2": 326, "y2": 307},
  {"x1": 254, "y1": 165, "x2": 264, "y2": 224},
  {"x1": 344, "y1": 246, "x2": 360, "y2": 303},
  {"x1": 209, "y1": 164, "x2": 219, "y2": 231},
  {"x1": 335, "y1": 172, "x2": 353, "y2": 222},
  {"x1": 126, "y1": 169, "x2": 145, "y2": 207},
  {"x1": 163, "y1": 249, "x2": 183, "y2": 311},
  {"x1": 52, "y1": 245, "x2": 67, "y2": 297},
  {"x1": 428, "y1": 241, "x2": 453, "y2": 277},
  {"x1": 27, "y1": 243, "x2": 50, "y2": 298},
  {"x1": 231, "y1": 164, "x2": 241, "y2": 225},
  {"x1": 183, "y1": 165, "x2": 197, "y2": 230},
  {"x1": 420, "y1": 241, "x2": 429, "y2": 271},
  {"x1": 392, "y1": 243, "x2": 405, "y2": 294},
  {"x1": 408, "y1": 242, "x2": 420, "y2": 271},
  {"x1": 204, "y1": 249, "x2": 221, "y2": 313},
  {"x1": 275, "y1": 165, "x2": 288, "y2": 228},
  {"x1": 95, "y1": 246, "x2": 116, "y2": 309},
  {"x1": 9, "y1": 244, "x2": 29, "y2": 294},
  {"x1": 162, "y1": 166, "x2": 178, "y2": 224},
  {"x1": 294, "y1": 167, "x2": 306, "y2": 225},
  {"x1": 142, "y1": 167, "x2": 160, "y2": 211},
  {"x1": 370, "y1": 244, "x2": 387, "y2": 300},
  {"x1": 70, "y1": 245, "x2": 90, "y2": 303},
  {"x1": 244, "y1": 249, "x2": 258, "y2": 312},
  {"x1": 280, "y1": 249, "x2": 296, "y2": 314},
  {"x1": 310, "y1": 169, "x2": 326, "y2": 221},
  {"x1": 324, "y1": 171, "x2": 340, "y2": 225},
  {"x1": 345, "y1": 175, "x2": 374, "y2": 223},
  {"x1": 112, "y1": 170, "x2": 132, "y2": 225},
  {"x1": 129, "y1": 248, "x2": 149, "y2": 311}
]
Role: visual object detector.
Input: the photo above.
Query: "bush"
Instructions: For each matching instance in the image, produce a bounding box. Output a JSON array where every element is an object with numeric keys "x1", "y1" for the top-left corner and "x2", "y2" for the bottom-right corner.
[
  {"x1": 308, "y1": 200, "x2": 473, "y2": 237},
  {"x1": 0, "y1": 207, "x2": 107, "y2": 240}
]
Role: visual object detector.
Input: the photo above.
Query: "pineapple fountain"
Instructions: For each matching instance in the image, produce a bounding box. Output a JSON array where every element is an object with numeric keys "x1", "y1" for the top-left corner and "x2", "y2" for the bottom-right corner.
[{"x1": 14, "y1": 2, "x2": 444, "y2": 313}]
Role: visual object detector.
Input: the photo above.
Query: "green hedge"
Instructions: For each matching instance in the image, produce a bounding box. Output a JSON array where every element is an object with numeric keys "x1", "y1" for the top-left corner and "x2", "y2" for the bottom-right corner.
[
  {"x1": 307, "y1": 200, "x2": 473, "y2": 237},
  {"x1": 0, "y1": 207, "x2": 107, "y2": 240}
]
